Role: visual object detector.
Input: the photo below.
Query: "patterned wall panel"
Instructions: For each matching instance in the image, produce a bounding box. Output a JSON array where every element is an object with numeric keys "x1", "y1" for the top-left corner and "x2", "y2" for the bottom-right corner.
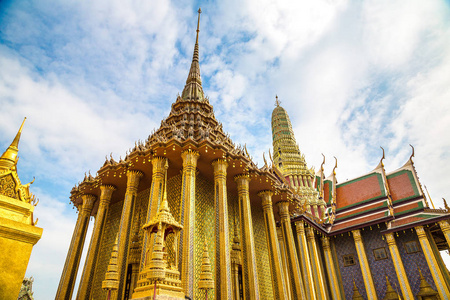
[
  {"x1": 194, "y1": 174, "x2": 216, "y2": 300},
  {"x1": 361, "y1": 226, "x2": 399, "y2": 299},
  {"x1": 166, "y1": 173, "x2": 182, "y2": 270},
  {"x1": 334, "y1": 233, "x2": 367, "y2": 300},
  {"x1": 252, "y1": 202, "x2": 274, "y2": 300},
  {"x1": 397, "y1": 228, "x2": 437, "y2": 295},
  {"x1": 91, "y1": 200, "x2": 124, "y2": 299}
]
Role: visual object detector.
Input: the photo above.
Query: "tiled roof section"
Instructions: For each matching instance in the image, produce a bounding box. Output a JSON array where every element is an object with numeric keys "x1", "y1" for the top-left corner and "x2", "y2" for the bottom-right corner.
[
  {"x1": 389, "y1": 213, "x2": 441, "y2": 229},
  {"x1": 336, "y1": 201, "x2": 388, "y2": 222},
  {"x1": 330, "y1": 211, "x2": 390, "y2": 232},
  {"x1": 336, "y1": 173, "x2": 386, "y2": 210},
  {"x1": 324, "y1": 180, "x2": 332, "y2": 205},
  {"x1": 393, "y1": 201, "x2": 424, "y2": 217},
  {"x1": 387, "y1": 170, "x2": 420, "y2": 204}
]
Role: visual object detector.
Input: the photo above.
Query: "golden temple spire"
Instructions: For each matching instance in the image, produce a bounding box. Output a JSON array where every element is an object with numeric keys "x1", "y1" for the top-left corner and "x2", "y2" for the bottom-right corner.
[
  {"x1": 181, "y1": 8, "x2": 205, "y2": 101},
  {"x1": 0, "y1": 117, "x2": 26, "y2": 171}
]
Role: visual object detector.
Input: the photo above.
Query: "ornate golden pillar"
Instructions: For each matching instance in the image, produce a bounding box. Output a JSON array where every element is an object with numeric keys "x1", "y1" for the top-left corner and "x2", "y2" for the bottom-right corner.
[
  {"x1": 321, "y1": 236, "x2": 343, "y2": 300},
  {"x1": 212, "y1": 159, "x2": 232, "y2": 299},
  {"x1": 277, "y1": 226, "x2": 292, "y2": 299},
  {"x1": 352, "y1": 229, "x2": 378, "y2": 300},
  {"x1": 113, "y1": 170, "x2": 142, "y2": 300},
  {"x1": 306, "y1": 227, "x2": 327, "y2": 300},
  {"x1": 259, "y1": 190, "x2": 288, "y2": 300},
  {"x1": 295, "y1": 221, "x2": 316, "y2": 300},
  {"x1": 56, "y1": 194, "x2": 96, "y2": 300},
  {"x1": 384, "y1": 233, "x2": 414, "y2": 299},
  {"x1": 235, "y1": 174, "x2": 260, "y2": 300},
  {"x1": 77, "y1": 185, "x2": 115, "y2": 300},
  {"x1": 277, "y1": 201, "x2": 306, "y2": 299},
  {"x1": 439, "y1": 220, "x2": 450, "y2": 251},
  {"x1": 415, "y1": 225, "x2": 450, "y2": 298},
  {"x1": 140, "y1": 156, "x2": 166, "y2": 270},
  {"x1": 180, "y1": 149, "x2": 199, "y2": 298},
  {"x1": 231, "y1": 225, "x2": 241, "y2": 300}
]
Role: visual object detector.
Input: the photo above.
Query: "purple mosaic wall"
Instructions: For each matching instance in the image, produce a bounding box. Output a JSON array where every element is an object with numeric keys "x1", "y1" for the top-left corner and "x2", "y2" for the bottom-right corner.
[
  {"x1": 396, "y1": 228, "x2": 437, "y2": 295},
  {"x1": 333, "y1": 233, "x2": 367, "y2": 299},
  {"x1": 361, "y1": 225, "x2": 400, "y2": 299}
]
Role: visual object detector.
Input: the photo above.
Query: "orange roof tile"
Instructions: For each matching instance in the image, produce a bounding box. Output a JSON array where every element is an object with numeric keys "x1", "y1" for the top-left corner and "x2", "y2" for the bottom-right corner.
[{"x1": 336, "y1": 173, "x2": 385, "y2": 210}]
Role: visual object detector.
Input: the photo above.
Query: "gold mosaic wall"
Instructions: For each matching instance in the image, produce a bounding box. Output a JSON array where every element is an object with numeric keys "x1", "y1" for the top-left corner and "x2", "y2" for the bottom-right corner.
[
  {"x1": 193, "y1": 174, "x2": 216, "y2": 300},
  {"x1": 90, "y1": 188, "x2": 150, "y2": 299},
  {"x1": 166, "y1": 173, "x2": 182, "y2": 270},
  {"x1": 252, "y1": 202, "x2": 274, "y2": 300},
  {"x1": 90, "y1": 200, "x2": 124, "y2": 299}
]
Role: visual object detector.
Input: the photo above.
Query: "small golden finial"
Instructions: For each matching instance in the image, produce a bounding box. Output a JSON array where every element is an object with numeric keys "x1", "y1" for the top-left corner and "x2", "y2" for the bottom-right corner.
[
  {"x1": 380, "y1": 146, "x2": 385, "y2": 166},
  {"x1": 275, "y1": 95, "x2": 281, "y2": 107},
  {"x1": 263, "y1": 152, "x2": 268, "y2": 168},
  {"x1": 196, "y1": 8, "x2": 202, "y2": 44},
  {"x1": 320, "y1": 153, "x2": 325, "y2": 172},
  {"x1": 443, "y1": 198, "x2": 450, "y2": 212},
  {"x1": 333, "y1": 156, "x2": 338, "y2": 175},
  {"x1": 409, "y1": 144, "x2": 415, "y2": 162}
]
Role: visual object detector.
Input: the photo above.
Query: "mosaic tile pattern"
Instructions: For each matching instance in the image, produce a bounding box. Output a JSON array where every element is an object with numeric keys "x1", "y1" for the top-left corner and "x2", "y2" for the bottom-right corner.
[
  {"x1": 397, "y1": 228, "x2": 437, "y2": 295},
  {"x1": 361, "y1": 226, "x2": 399, "y2": 299},
  {"x1": 90, "y1": 200, "x2": 124, "y2": 299},
  {"x1": 334, "y1": 232, "x2": 367, "y2": 300},
  {"x1": 252, "y1": 202, "x2": 274, "y2": 300},
  {"x1": 194, "y1": 174, "x2": 216, "y2": 300},
  {"x1": 166, "y1": 173, "x2": 182, "y2": 270}
]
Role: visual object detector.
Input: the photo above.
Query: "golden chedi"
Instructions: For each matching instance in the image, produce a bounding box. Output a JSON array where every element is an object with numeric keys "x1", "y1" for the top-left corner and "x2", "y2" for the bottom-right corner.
[{"x1": 0, "y1": 118, "x2": 42, "y2": 299}]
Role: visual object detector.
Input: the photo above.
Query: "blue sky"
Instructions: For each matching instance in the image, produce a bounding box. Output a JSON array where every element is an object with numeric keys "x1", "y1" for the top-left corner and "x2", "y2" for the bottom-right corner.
[{"x1": 1, "y1": 0, "x2": 450, "y2": 298}]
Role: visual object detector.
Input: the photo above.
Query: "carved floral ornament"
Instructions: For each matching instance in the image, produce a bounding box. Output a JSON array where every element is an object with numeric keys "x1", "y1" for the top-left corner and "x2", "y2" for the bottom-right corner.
[{"x1": 0, "y1": 170, "x2": 35, "y2": 203}]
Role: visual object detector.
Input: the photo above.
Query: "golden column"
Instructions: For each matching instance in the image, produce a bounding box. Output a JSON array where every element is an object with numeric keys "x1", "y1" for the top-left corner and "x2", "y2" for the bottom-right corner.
[
  {"x1": 277, "y1": 227, "x2": 292, "y2": 299},
  {"x1": 235, "y1": 174, "x2": 260, "y2": 300},
  {"x1": 277, "y1": 201, "x2": 306, "y2": 299},
  {"x1": 306, "y1": 227, "x2": 327, "y2": 300},
  {"x1": 56, "y1": 193, "x2": 96, "y2": 300},
  {"x1": 258, "y1": 190, "x2": 289, "y2": 300},
  {"x1": 77, "y1": 185, "x2": 116, "y2": 300},
  {"x1": 321, "y1": 236, "x2": 343, "y2": 300},
  {"x1": 352, "y1": 229, "x2": 378, "y2": 300},
  {"x1": 180, "y1": 149, "x2": 199, "y2": 298},
  {"x1": 140, "y1": 157, "x2": 166, "y2": 270},
  {"x1": 114, "y1": 170, "x2": 143, "y2": 300},
  {"x1": 415, "y1": 225, "x2": 450, "y2": 299},
  {"x1": 295, "y1": 221, "x2": 316, "y2": 300},
  {"x1": 212, "y1": 159, "x2": 232, "y2": 299},
  {"x1": 384, "y1": 233, "x2": 414, "y2": 299},
  {"x1": 439, "y1": 220, "x2": 450, "y2": 251}
]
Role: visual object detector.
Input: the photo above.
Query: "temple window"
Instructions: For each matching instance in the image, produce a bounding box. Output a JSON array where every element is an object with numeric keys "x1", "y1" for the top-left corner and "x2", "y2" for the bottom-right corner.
[
  {"x1": 343, "y1": 254, "x2": 356, "y2": 266},
  {"x1": 373, "y1": 248, "x2": 387, "y2": 260},
  {"x1": 404, "y1": 241, "x2": 420, "y2": 254}
]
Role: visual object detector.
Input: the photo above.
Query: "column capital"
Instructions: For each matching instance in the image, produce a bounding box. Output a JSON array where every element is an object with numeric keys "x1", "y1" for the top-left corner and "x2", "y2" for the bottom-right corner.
[
  {"x1": 126, "y1": 170, "x2": 143, "y2": 190},
  {"x1": 352, "y1": 229, "x2": 362, "y2": 242},
  {"x1": 276, "y1": 201, "x2": 290, "y2": 220},
  {"x1": 151, "y1": 156, "x2": 167, "y2": 174},
  {"x1": 415, "y1": 225, "x2": 426, "y2": 238},
  {"x1": 99, "y1": 185, "x2": 115, "y2": 207},
  {"x1": 81, "y1": 194, "x2": 96, "y2": 213},
  {"x1": 439, "y1": 220, "x2": 450, "y2": 233},
  {"x1": 181, "y1": 149, "x2": 200, "y2": 167},
  {"x1": 294, "y1": 220, "x2": 305, "y2": 234},
  {"x1": 258, "y1": 190, "x2": 273, "y2": 210},
  {"x1": 321, "y1": 236, "x2": 331, "y2": 250},
  {"x1": 234, "y1": 173, "x2": 251, "y2": 184},
  {"x1": 384, "y1": 232, "x2": 396, "y2": 246},
  {"x1": 305, "y1": 226, "x2": 315, "y2": 240},
  {"x1": 211, "y1": 158, "x2": 228, "y2": 169}
]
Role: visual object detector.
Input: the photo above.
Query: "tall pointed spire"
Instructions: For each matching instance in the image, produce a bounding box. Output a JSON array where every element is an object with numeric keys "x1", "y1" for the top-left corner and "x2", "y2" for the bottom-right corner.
[
  {"x1": 0, "y1": 118, "x2": 26, "y2": 172},
  {"x1": 181, "y1": 8, "x2": 205, "y2": 102}
]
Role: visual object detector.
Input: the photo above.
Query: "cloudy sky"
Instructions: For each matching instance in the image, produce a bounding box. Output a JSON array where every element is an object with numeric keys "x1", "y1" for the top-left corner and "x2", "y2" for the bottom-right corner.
[{"x1": 1, "y1": 0, "x2": 450, "y2": 298}]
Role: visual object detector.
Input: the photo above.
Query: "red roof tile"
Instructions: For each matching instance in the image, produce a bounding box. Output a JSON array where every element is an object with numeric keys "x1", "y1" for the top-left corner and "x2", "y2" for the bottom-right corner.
[{"x1": 336, "y1": 173, "x2": 385, "y2": 210}]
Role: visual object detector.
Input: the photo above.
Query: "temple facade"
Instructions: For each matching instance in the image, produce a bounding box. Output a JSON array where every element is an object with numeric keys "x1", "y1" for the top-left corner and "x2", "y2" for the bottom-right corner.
[{"x1": 57, "y1": 10, "x2": 450, "y2": 300}]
